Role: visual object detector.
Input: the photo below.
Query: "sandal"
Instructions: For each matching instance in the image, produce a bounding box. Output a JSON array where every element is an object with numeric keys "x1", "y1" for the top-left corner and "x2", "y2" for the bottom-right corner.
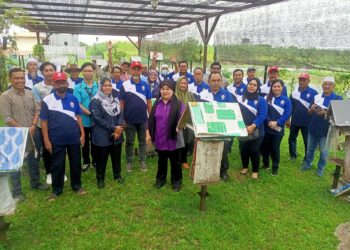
[
  {"x1": 240, "y1": 168, "x2": 248, "y2": 175},
  {"x1": 251, "y1": 172, "x2": 258, "y2": 179},
  {"x1": 47, "y1": 193, "x2": 58, "y2": 202},
  {"x1": 75, "y1": 188, "x2": 87, "y2": 196}
]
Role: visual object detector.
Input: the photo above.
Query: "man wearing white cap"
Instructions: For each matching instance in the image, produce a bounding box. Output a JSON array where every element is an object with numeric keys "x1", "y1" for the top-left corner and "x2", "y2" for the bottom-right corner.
[
  {"x1": 301, "y1": 76, "x2": 343, "y2": 176},
  {"x1": 24, "y1": 58, "x2": 43, "y2": 90}
]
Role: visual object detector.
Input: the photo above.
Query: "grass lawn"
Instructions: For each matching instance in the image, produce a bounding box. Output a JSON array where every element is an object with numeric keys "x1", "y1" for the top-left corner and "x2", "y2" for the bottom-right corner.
[{"x1": 1, "y1": 130, "x2": 349, "y2": 250}]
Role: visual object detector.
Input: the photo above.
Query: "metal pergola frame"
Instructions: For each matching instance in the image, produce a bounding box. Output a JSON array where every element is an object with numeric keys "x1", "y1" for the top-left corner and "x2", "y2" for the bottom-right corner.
[{"x1": 4, "y1": 0, "x2": 288, "y2": 72}]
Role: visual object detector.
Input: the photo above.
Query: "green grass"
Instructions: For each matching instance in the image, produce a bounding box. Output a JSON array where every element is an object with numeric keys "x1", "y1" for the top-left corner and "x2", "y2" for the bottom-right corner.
[{"x1": 1, "y1": 131, "x2": 348, "y2": 249}]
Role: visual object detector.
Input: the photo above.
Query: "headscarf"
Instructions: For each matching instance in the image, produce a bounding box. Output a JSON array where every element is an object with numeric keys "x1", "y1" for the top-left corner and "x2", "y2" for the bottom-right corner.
[
  {"x1": 175, "y1": 76, "x2": 195, "y2": 104},
  {"x1": 92, "y1": 77, "x2": 120, "y2": 116},
  {"x1": 243, "y1": 77, "x2": 261, "y2": 101}
]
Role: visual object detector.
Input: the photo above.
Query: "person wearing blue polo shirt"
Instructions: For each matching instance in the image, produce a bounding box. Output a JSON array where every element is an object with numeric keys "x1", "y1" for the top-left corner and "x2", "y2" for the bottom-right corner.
[
  {"x1": 227, "y1": 69, "x2": 247, "y2": 103},
  {"x1": 288, "y1": 73, "x2": 318, "y2": 161},
  {"x1": 199, "y1": 72, "x2": 234, "y2": 181},
  {"x1": 24, "y1": 58, "x2": 43, "y2": 90},
  {"x1": 65, "y1": 64, "x2": 83, "y2": 93},
  {"x1": 301, "y1": 77, "x2": 343, "y2": 176},
  {"x1": 261, "y1": 79, "x2": 292, "y2": 175},
  {"x1": 111, "y1": 66, "x2": 124, "y2": 94},
  {"x1": 119, "y1": 61, "x2": 152, "y2": 172},
  {"x1": 41, "y1": 72, "x2": 86, "y2": 201},
  {"x1": 172, "y1": 61, "x2": 194, "y2": 84},
  {"x1": 243, "y1": 66, "x2": 256, "y2": 84},
  {"x1": 188, "y1": 67, "x2": 209, "y2": 96},
  {"x1": 260, "y1": 66, "x2": 287, "y2": 97},
  {"x1": 73, "y1": 62, "x2": 99, "y2": 172},
  {"x1": 239, "y1": 78, "x2": 268, "y2": 179}
]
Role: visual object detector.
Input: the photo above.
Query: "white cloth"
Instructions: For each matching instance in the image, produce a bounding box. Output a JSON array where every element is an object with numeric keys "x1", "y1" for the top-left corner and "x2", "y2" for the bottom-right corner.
[{"x1": 0, "y1": 176, "x2": 15, "y2": 216}]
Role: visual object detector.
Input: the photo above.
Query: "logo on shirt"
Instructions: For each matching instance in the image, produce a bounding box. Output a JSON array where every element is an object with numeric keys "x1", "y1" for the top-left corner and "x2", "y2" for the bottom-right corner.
[
  {"x1": 240, "y1": 88, "x2": 244, "y2": 93},
  {"x1": 281, "y1": 100, "x2": 285, "y2": 105},
  {"x1": 142, "y1": 85, "x2": 145, "y2": 91},
  {"x1": 254, "y1": 100, "x2": 258, "y2": 105},
  {"x1": 70, "y1": 102, "x2": 75, "y2": 108},
  {"x1": 221, "y1": 95, "x2": 225, "y2": 100},
  {"x1": 306, "y1": 93, "x2": 310, "y2": 98}
]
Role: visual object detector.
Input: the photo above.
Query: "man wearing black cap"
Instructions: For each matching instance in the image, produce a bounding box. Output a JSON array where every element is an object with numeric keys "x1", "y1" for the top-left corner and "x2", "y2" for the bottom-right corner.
[{"x1": 243, "y1": 66, "x2": 256, "y2": 84}]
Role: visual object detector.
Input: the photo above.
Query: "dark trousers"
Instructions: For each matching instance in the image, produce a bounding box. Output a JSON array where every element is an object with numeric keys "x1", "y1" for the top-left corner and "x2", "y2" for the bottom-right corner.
[
  {"x1": 288, "y1": 125, "x2": 308, "y2": 159},
  {"x1": 82, "y1": 127, "x2": 97, "y2": 165},
  {"x1": 180, "y1": 143, "x2": 191, "y2": 164},
  {"x1": 51, "y1": 144, "x2": 82, "y2": 196},
  {"x1": 221, "y1": 140, "x2": 231, "y2": 176},
  {"x1": 239, "y1": 137, "x2": 263, "y2": 173},
  {"x1": 34, "y1": 127, "x2": 51, "y2": 174},
  {"x1": 156, "y1": 149, "x2": 182, "y2": 188},
  {"x1": 125, "y1": 123, "x2": 147, "y2": 163},
  {"x1": 261, "y1": 133, "x2": 284, "y2": 172},
  {"x1": 95, "y1": 144, "x2": 122, "y2": 181}
]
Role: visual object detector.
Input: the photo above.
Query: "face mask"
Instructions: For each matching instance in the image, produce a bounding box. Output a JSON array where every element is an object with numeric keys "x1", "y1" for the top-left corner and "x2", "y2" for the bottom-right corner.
[{"x1": 161, "y1": 70, "x2": 168, "y2": 76}]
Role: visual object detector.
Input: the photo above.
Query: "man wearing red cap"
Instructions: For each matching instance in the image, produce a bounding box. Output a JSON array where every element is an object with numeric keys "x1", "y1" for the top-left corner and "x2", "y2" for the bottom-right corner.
[
  {"x1": 41, "y1": 72, "x2": 86, "y2": 200},
  {"x1": 119, "y1": 61, "x2": 152, "y2": 172},
  {"x1": 260, "y1": 66, "x2": 287, "y2": 97},
  {"x1": 288, "y1": 73, "x2": 318, "y2": 161}
]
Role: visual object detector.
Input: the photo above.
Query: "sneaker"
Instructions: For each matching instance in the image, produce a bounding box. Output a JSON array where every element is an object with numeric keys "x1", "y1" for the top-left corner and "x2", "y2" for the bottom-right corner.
[
  {"x1": 64, "y1": 175, "x2": 68, "y2": 182},
  {"x1": 46, "y1": 174, "x2": 52, "y2": 185},
  {"x1": 32, "y1": 183, "x2": 50, "y2": 191},
  {"x1": 126, "y1": 163, "x2": 133, "y2": 172},
  {"x1": 82, "y1": 164, "x2": 90, "y2": 172},
  {"x1": 140, "y1": 162, "x2": 148, "y2": 172}
]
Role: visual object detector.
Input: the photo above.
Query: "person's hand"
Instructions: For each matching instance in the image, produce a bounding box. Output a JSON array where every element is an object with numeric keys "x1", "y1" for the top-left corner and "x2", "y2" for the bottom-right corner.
[
  {"x1": 285, "y1": 120, "x2": 291, "y2": 129},
  {"x1": 315, "y1": 108, "x2": 326, "y2": 116},
  {"x1": 152, "y1": 51, "x2": 158, "y2": 60},
  {"x1": 80, "y1": 134, "x2": 85, "y2": 146},
  {"x1": 29, "y1": 125, "x2": 36, "y2": 137},
  {"x1": 268, "y1": 121, "x2": 278, "y2": 129},
  {"x1": 246, "y1": 124, "x2": 256, "y2": 135},
  {"x1": 171, "y1": 55, "x2": 177, "y2": 63},
  {"x1": 107, "y1": 41, "x2": 113, "y2": 50},
  {"x1": 44, "y1": 140, "x2": 52, "y2": 154},
  {"x1": 146, "y1": 130, "x2": 151, "y2": 145},
  {"x1": 112, "y1": 126, "x2": 123, "y2": 140}
]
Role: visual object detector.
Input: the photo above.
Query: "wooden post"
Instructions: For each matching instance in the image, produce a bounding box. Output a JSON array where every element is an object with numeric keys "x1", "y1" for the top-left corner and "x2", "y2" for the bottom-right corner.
[
  {"x1": 36, "y1": 32, "x2": 40, "y2": 45},
  {"x1": 332, "y1": 165, "x2": 342, "y2": 189},
  {"x1": 199, "y1": 185, "x2": 208, "y2": 211},
  {"x1": 0, "y1": 216, "x2": 10, "y2": 243},
  {"x1": 343, "y1": 135, "x2": 350, "y2": 182}
]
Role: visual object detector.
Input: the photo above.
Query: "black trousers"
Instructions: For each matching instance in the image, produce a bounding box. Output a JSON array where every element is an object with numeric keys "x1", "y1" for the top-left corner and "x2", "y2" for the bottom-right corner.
[
  {"x1": 239, "y1": 137, "x2": 263, "y2": 173},
  {"x1": 261, "y1": 133, "x2": 284, "y2": 172},
  {"x1": 95, "y1": 144, "x2": 122, "y2": 181},
  {"x1": 288, "y1": 125, "x2": 308, "y2": 159},
  {"x1": 51, "y1": 144, "x2": 82, "y2": 196},
  {"x1": 34, "y1": 127, "x2": 52, "y2": 175},
  {"x1": 156, "y1": 149, "x2": 182, "y2": 187},
  {"x1": 220, "y1": 140, "x2": 231, "y2": 176},
  {"x1": 82, "y1": 127, "x2": 97, "y2": 165},
  {"x1": 180, "y1": 143, "x2": 191, "y2": 164}
]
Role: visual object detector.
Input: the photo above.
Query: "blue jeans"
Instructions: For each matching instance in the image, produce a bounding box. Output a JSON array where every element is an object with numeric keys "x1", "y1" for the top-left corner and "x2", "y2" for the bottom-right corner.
[{"x1": 302, "y1": 133, "x2": 328, "y2": 174}]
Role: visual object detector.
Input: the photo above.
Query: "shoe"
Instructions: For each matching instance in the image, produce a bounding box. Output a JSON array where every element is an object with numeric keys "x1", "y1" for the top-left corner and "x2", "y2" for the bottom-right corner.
[
  {"x1": 115, "y1": 177, "x2": 124, "y2": 184},
  {"x1": 173, "y1": 186, "x2": 181, "y2": 192},
  {"x1": 301, "y1": 164, "x2": 311, "y2": 171},
  {"x1": 13, "y1": 194, "x2": 26, "y2": 203},
  {"x1": 32, "y1": 183, "x2": 50, "y2": 191},
  {"x1": 317, "y1": 169, "x2": 324, "y2": 177},
  {"x1": 64, "y1": 175, "x2": 68, "y2": 182},
  {"x1": 46, "y1": 174, "x2": 52, "y2": 185},
  {"x1": 251, "y1": 172, "x2": 258, "y2": 179},
  {"x1": 47, "y1": 193, "x2": 58, "y2": 202},
  {"x1": 182, "y1": 163, "x2": 190, "y2": 169},
  {"x1": 97, "y1": 180, "x2": 105, "y2": 189},
  {"x1": 220, "y1": 173, "x2": 229, "y2": 182},
  {"x1": 262, "y1": 165, "x2": 270, "y2": 170},
  {"x1": 126, "y1": 163, "x2": 133, "y2": 172},
  {"x1": 154, "y1": 182, "x2": 165, "y2": 189},
  {"x1": 92, "y1": 163, "x2": 97, "y2": 169},
  {"x1": 271, "y1": 170, "x2": 278, "y2": 176},
  {"x1": 140, "y1": 162, "x2": 148, "y2": 172},
  {"x1": 75, "y1": 188, "x2": 87, "y2": 195},
  {"x1": 82, "y1": 164, "x2": 90, "y2": 172},
  {"x1": 240, "y1": 168, "x2": 248, "y2": 176}
]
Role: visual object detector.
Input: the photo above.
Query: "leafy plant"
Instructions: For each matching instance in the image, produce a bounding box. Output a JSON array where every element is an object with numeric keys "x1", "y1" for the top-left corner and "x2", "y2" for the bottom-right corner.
[{"x1": 33, "y1": 43, "x2": 45, "y2": 61}]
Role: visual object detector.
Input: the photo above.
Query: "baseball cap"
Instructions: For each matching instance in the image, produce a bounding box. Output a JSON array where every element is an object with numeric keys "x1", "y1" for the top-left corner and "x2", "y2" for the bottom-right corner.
[
  {"x1": 298, "y1": 73, "x2": 310, "y2": 79},
  {"x1": 247, "y1": 66, "x2": 256, "y2": 71},
  {"x1": 130, "y1": 61, "x2": 142, "y2": 69},
  {"x1": 53, "y1": 72, "x2": 67, "y2": 81},
  {"x1": 323, "y1": 76, "x2": 335, "y2": 83},
  {"x1": 268, "y1": 66, "x2": 279, "y2": 73}
]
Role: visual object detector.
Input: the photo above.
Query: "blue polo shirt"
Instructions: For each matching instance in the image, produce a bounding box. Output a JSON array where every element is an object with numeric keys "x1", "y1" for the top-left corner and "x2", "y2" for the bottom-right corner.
[
  {"x1": 265, "y1": 95, "x2": 292, "y2": 135},
  {"x1": 67, "y1": 77, "x2": 83, "y2": 93},
  {"x1": 40, "y1": 91, "x2": 82, "y2": 145},
  {"x1": 309, "y1": 92, "x2": 343, "y2": 137},
  {"x1": 73, "y1": 80, "x2": 99, "y2": 127},
  {"x1": 260, "y1": 81, "x2": 288, "y2": 97},
  {"x1": 172, "y1": 72, "x2": 195, "y2": 84},
  {"x1": 188, "y1": 81, "x2": 210, "y2": 95},
  {"x1": 290, "y1": 86, "x2": 318, "y2": 127},
  {"x1": 198, "y1": 88, "x2": 234, "y2": 103},
  {"x1": 25, "y1": 73, "x2": 43, "y2": 90},
  {"x1": 227, "y1": 82, "x2": 247, "y2": 103},
  {"x1": 112, "y1": 78, "x2": 124, "y2": 91},
  {"x1": 119, "y1": 78, "x2": 152, "y2": 124},
  {"x1": 239, "y1": 96, "x2": 268, "y2": 137}
]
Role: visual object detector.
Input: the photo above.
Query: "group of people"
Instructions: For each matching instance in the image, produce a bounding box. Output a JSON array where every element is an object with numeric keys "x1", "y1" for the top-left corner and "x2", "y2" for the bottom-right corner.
[{"x1": 0, "y1": 55, "x2": 342, "y2": 203}]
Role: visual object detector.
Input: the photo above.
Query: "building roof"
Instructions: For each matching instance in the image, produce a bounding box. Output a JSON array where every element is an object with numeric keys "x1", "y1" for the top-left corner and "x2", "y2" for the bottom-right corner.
[{"x1": 4, "y1": 0, "x2": 289, "y2": 36}]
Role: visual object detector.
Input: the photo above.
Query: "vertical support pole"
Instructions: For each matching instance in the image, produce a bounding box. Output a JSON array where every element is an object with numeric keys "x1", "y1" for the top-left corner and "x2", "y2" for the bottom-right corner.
[
  {"x1": 36, "y1": 32, "x2": 40, "y2": 45},
  {"x1": 199, "y1": 185, "x2": 208, "y2": 211},
  {"x1": 203, "y1": 18, "x2": 209, "y2": 74},
  {"x1": 137, "y1": 36, "x2": 143, "y2": 56},
  {"x1": 332, "y1": 165, "x2": 342, "y2": 189},
  {"x1": 343, "y1": 135, "x2": 350, "y2": 182}
]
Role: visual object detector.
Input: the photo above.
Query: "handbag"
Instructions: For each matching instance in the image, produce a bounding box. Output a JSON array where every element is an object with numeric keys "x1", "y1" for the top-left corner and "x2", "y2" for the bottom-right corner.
[{"x1": 238, "y1": 128, "x2": 259, "y2": 142}]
